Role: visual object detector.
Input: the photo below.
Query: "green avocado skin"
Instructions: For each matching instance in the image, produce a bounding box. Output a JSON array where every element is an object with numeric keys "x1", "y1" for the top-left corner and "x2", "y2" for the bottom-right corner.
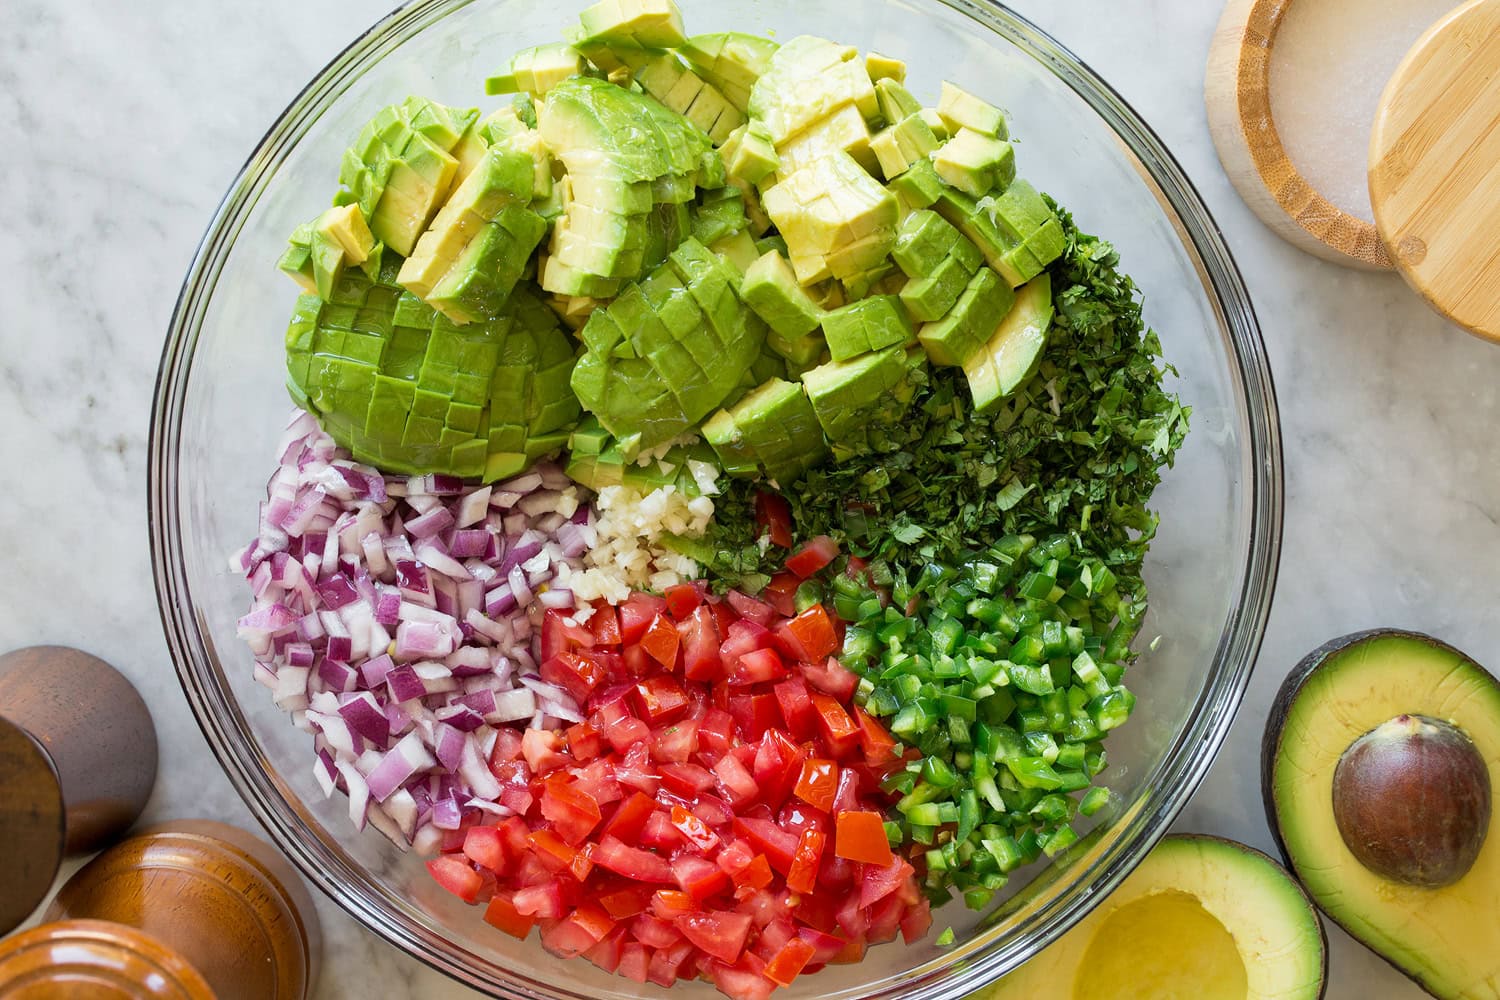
[{"x1": 285, "y1": 262, "x2": 579, "y2": 480}]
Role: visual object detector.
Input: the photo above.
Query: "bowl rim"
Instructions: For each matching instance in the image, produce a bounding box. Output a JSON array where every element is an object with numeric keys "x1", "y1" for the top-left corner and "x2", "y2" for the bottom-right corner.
[{"x1": 149, "y1": 0, "x2": 1283, "y2": 996}]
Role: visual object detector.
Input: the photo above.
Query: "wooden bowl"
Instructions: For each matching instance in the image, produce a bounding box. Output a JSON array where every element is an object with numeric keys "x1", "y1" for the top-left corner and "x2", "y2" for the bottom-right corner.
[{"x1": 1205, "y1": 0, "x2": 1396, "y2": 270}]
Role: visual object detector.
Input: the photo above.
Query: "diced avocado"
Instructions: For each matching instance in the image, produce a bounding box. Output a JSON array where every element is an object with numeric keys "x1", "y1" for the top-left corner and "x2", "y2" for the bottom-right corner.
[
  {"x1": 708, "y1": 228, "x2": 760, "y2": 274},
  {"x1": 963, "y1": 272, "x2": 1051, "y2": 411},
  {"x1": 487, "y1": 44, "x2": 586, "y2": 97},
  {"x1": 865, "y1": 52, "x2": 906, "y2": 83},
  {"x1": 748, "y1": 35, "x2": 878, "y2": 146},
  {"x1": 570, "y1": 238, "x2": 766, "y2": 451},
  {"x1": 577, "y1": 0, "x2": 686, "y2": 49},
  {"x1": 821, "y1": 295, "x2": 914, "y2": 361},
  {"x1": 398, "y1": 140, "x2": 536, "y2": 303},
  {"x1": 801, "y1": 343, "x2": 926, "y2": 452},
  {"x1": 888, "y1": 157, "x2": 945, "y2": 212},
  {"x1": 900, "y1": 255, "x2": 972, "y2": 322},
  {"x1": 875, "y1": 79, "x2": 921, "y2": 124},
  {"x1": 892, "y1": 209, "x2": 961, "y2": 277},
  {"x1": 702, "y1": 409, "x2": 760, "y2": 477},
  {"x1": 426, "y1": 205, "x2": 547, "y2": 323},
  {"x1": 763, "y1": 151, "x2": 898, "y2": 284},
  {"x1": 934, "y1": 181, "x2": 1064, "y2": 287},
  {"x1": 729, "y1": 122, "x2": 779, "y2": 185},
  {"x1": 569, "y1": 415, "x2": 613, "y2": 456},
  {"x1": 871, "y1": 113, "x2": 940, "y2": 180},
  {"x1": 370, "y1": 133, "x2": 460, "y2": 257},
  {"x1": 706, "y1": 378, "x2": 827, "y2": 483},
  {"x1": 776, "y1": 103, "x2": 875, "y2": 176},
  {"x1": 280, "y1": 204, "x2": 377, "y2": 298},
  {"x1": 287, "y1": 273, "x2": 579, "y2": 479},
  {"x1": 742, "y1": 251, "x2": 825, "y2": 338},
  {"x1": 933, "y1": 127, "x2": 1016, "y2": 198},
  {"x1": 632, "y1": 52, "x2": 745, "y2": 144},
  {"x1": 679, "y1": 33, "x2": 779, "y2": 110},
  {"x1": 920, "y1": 106, "x2": 949, "y2": 140},
  {"x1": 918, "y1": 266, "x2": 1015, "y2": 366},
  {"x1": 690, "y1": 186, "x2": 749, "y2": 246},
  {"x1": 982, "y1": 179, "x2": 1067, "y2": 264},
  {"x1": 937, "y1": 81, "x2": 1008, "y2": 138}
]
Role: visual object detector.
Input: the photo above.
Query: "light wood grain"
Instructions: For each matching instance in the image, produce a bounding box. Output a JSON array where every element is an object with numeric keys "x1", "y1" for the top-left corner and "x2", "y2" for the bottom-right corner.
[
  {"x1": 1206, "y1": 0, "x2": 1396, "y2": 270},
  {"x1": 1370, "y1": 0, "x2": 1500, "y2": 341}
]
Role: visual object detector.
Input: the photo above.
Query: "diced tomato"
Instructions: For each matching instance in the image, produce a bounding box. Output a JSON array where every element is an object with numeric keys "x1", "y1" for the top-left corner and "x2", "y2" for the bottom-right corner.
[
  {"x1": 785, "y1": 535, "x2": 838, "y2": 578},
  {"x1": 754, "y1": 491, "x2": 794, "y2": 548},
  {"x1": 650, "y1": 718, "x2": 700, "y2": 763},
  {"x1": 571, "y1": 842, "x2": 596, "y2": 882},
  {"x1": 793, "y1": 759, "x2": 839, "y2": 813},
  {"x1": 670, "y1": 805, "x2": 721, "y2": 851},
  {"x1": 733, "y1": 816, "x2": 799, "y2": 875},
  {"x1": 772, "y1": 676, "x2": 817, "y2": 739},
  {"x1": 541, "y1": 651, "x2": 609, "y2": 703},
  {"x1": 699, "y1": 707, "x2": 735, "y2": 757},
  {"x1": 631, "y1": 913, "x2": 683, "y2": 950},
  {"x1": 831, "y1": 933, "x2": 867, "y2": 965},
  {"x1": 462, "y1": 824, "x2": 509, "y2": 874},
  {"x1": 528, "y1": 829, "x2": 578, "y2": 873},
  {"x1": 725, "y1": 589, "x2": 775, "y2": 626},
  {"x1": 564, "y1": 720, "x2": 604, "y2": 762},
  {"x1": 818, "y1": 850, "x2": 855, "y2": 891},
  {"x1": 659, "y1": 761, "x2": 715, "y2": 797},
  {"x1": 639, "y1": 613, "x2": 680, "y2": 668},
  {"x1": 727, "y1": 693, "x2": 780, "y2": 742},
  {"x1": 639, "y1": 809, "x2": 688, "y2": 852},
  {"x1": 514, "y1": 880, "x2": 571, "y2": 919},
  {"x1": 489, "y1": 727, "x2": 523, "y2": 766},
  {"x1": 761, "y1": 572, "x2": 801, "y2": 618},
  {"x1": 541, "y1": 608, "x2": 595, "y2": 662},
  {"x1": 618, "y1": 942, "x2": 650, "y2": 983},
  {"x1": 799, "y1": 655, "x2": 860, "y2": 702},
  {"x1": 831, "y1": 764, "x2": 861, "y2": 814},
  {"x1": 786, "y1": 828, "x2": 826, "y2": 895},
  {"x1": 713, "y1": 752, "x2": 759, "y2": 807},
  {"x1": 753, "y1": 729, "x2": 805, "y2": 811},
  {"x1": 796, "y1": 925, "x2": 846, "y2": 965},
  {"x1": 648, "y1": 938, "x2": 695, "y2": 987},
  {"x1": 679, "y1": 910, "x2": 754, "y2": 964},
  {"x1": 541, "y1": 778, "x2": 603, "y2": 846},
  {"x1": 599, "y1": 883, "x2": 653, "y2": 920},
  {"x1": 542, "y1": 902, "x2": 615, "y2": 958},
  {"x1": 618, "y1": 592, "x2": 668, "y2": 644},
  {"x1": 651, "y1": 889, "x2": 697, "y2": 921},
  {"x1": 834, "y1": 810, "x2": 895, "y2": 867},
  {"x1": 592, "y1": 835, "x2": 676, "y2": 884},
  {"x1": 583, "y1": 926, "x2": 628, "y2": 973},
  {"x1": 853, "y1": 705, "x2": 901, "y2": 764},
  {"x1": 689, "y1": 793, "x2": 735, "y2": 829},
  {"x1": 679, "y1": 605, "x2": 722, "y2": 681},
  {"x1": 775, "y1": 605, "x2": 839, "y2": 662},
  {"x1": 866, "y1": 891, "x2": 906, "y2": 944},
  {"x1": 731, "y1": 646, "x2": 788, "y2": 686},
  {"x1": 664, "y1": 582, "x2": 704, "y2": 619},
  {"x1": 483, "y1": 890, "x2": 537, "y2": 939},
  {"x1": 810, "y1": 693, "x2": 861, "y2": 759},
  {"x1": 706, "y1": 958, "x2": 777, "y2": 1000},
  {"x1": 520, "y1": 728, "x2": 568, "y2": 775},
  {"x1": 900, "y1": 896, "x2": 934, "y2": 944},
  {"x1": 604, "y1": 715, "x2": 651, "y2": 755},
  {"x1": 586, "y1": 602, "x2": 622, "y2": 645},
  {"x1": 764, "y1": 936, "x2": 816, "y2": 987},
  {"x1": 859, "y1": 857, "x2": 915, "y2": 908},
  {"x1": 600, "y1": 791, "x2": 657, "y2": 842},
  {"x1": 672, "y1": 853, "x2": 732, "y2": 903},
  {"x1": 427, "y1": 856, "x2": 483, "y2": 904},
  {"x1": 632, "y1": 673, "x2": 690, "y2": 725},
  {"x1": 709, "y1": 598, "x2": 739, "y2": 639}
]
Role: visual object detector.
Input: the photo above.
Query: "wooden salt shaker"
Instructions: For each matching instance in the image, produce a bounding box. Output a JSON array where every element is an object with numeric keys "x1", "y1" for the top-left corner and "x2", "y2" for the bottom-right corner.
[
  {"x1": 45, "y1": 820, "x2": 322, "y2": 1000},
  {"x1": 0, "y1": 919, "x2": 215, "y2": 1000},
  {"x1": 0, "y1": 646, "x2": 158, "y2": 933}
]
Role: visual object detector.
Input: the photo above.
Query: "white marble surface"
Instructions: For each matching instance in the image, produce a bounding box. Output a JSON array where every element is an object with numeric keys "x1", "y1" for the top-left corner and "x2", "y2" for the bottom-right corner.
[{"x1": 2, "y1": 1, "x2": 1494, "y2": 997}]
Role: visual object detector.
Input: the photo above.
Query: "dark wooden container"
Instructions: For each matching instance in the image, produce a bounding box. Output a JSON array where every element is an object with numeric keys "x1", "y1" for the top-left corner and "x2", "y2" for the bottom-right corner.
[{"x1": 0, "y1": 919, "x2": 216, "y2": 999}]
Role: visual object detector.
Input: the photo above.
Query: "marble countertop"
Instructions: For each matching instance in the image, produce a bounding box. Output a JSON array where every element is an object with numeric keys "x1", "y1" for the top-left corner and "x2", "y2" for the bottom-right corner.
[{"x1": 3, "y1": 1, "x2": 1493, "y2": 996}]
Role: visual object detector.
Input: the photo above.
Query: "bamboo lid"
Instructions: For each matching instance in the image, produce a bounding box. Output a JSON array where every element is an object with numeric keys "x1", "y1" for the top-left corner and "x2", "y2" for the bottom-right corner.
[
  {"x1": 0, "y1": 920, "x2": 215, "y2": 1000},
  {"x1": 1370, "y1": 0, "x2": 1500, "y2": 342}
]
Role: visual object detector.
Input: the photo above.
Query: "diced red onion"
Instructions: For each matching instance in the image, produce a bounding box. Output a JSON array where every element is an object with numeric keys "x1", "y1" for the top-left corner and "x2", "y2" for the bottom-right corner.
[
  {"x1": 338, "y1": 692, "x2": 391, "y2": 744},
  {"x1": 365, "y1": 731, "x2": 436, "y2": 802},
  {"x1": 406, "y1": 505, "x2": 454, "y2": 539}
]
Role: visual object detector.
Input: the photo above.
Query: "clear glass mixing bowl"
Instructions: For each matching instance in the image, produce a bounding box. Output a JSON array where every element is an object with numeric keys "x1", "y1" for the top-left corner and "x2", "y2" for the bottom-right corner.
[{"x1": 149, "y1": 1, "x2": 1282, "y2": 996}]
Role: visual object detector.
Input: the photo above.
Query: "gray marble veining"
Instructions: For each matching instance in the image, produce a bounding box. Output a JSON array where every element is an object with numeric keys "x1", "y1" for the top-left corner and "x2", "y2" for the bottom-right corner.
[{"x1": 2, "y1": 1, "x2": 1487, "y2": 996}]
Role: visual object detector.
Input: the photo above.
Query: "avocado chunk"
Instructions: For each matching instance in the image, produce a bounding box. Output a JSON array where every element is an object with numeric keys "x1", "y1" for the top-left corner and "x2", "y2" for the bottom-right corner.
[
  {"x1": 679, "y1": 32, "x2": 779, "y2": 112},
  {"x1": 919, "y1": 266, "x2": 1014, "y2": 367},
  {"x1": 932, "y1": 127, "x2": 1016, "y2": 198},
  {"x1": 566, "y1": 422, "x2": 719, "y2": 496},
  {"x1": 279, "y1": 204, "x2": 378, "y2": 299},
  {"x1": 887, "y1": 158, "x2": 946, "y2": 213},
  {"x1": 486, "y1": 44, "x2": 586, "y2": 97},
  {"x1": 874, "y1": 79, "x2": 921, "y2": 124},
  {"x1": 976, "y1": 835, "x2": 1326, "y2": 1000},
  {"x1": 577, "y1": 0, "x2": 686, "y2": 49},
  {"x1": 741, "y1": 251, "x2": 827, "y2": 365},
  {"x1": 801, "y1": 344, "x2": 926, "y2": 456},
  {"x1": 724, "y1": 122, "x2": 779, "y2": 185},
  {"x1": 1265, "y1": 629, "x2": 1500, "y2": 1000},
  {"x1": 631, "y1": 52, "x2": 745, "y2": 144},
  {"x1": 703, "y1": 378, "x2": 827, "y2": 483},
  {"x1": 569, "y1": 237, "x2": 766, "y2": 454},
  {"x1": 864, "y1": 52, "x2": 905, "y2": 84},
  {"x1": 936, "y1": 81, "x2": 1008, "y2": 138},
  {"x1": 762, "y1": 151, "x2": 898, "y2": 284},
  {"x1": 870, "y1": 113, "x2": 940, "y2": 181},
  {"x1": 932, "y1": 180, "x2": 1064, "y2": 287},
  {"x1": 820, "y1": 295, "x2": 914, "y2": 361},
  {"x1": 776, "y1": 103, "x2": 875, "y2": 176},
  {"x1": 747, "y1": 35, "x2": 877, "y2": 146},
  {"x1": 286, "y1": 270, "x2": 579, "y2": 480},
  {"x1": 963, "y1": 272, "x2": 1050, "y2": 411}
]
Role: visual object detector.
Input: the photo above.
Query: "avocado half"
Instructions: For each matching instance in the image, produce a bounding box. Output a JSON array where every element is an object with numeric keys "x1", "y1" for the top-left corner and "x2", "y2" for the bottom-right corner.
[
  {"x1": 972, "y1": 834, "x2": 1326, "y2": 1000},
  {"x1": 1263, "y1": 629, "x2": 1500, "y2": 999}
]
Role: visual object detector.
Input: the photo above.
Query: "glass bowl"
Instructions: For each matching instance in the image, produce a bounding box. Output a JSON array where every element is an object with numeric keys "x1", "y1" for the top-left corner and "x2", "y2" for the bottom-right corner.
[{"x1": 149, "y1": 0, "x2": 1282, "y2": 996}]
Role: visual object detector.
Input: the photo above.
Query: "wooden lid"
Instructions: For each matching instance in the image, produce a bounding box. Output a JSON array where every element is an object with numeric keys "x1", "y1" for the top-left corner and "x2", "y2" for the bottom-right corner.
[
  {"x1": 1370, "y1": 0, "x2": 1500, "y2": 341},
  {"x1": 0, "y1": 717, "x2": 64, "y2": 935},
  {"x1": 0, "y1": 919, "x2": 215, "y2": 1000},
  {"x1": 45, "y1": 821, "x2": 319, "y2": 1000}
]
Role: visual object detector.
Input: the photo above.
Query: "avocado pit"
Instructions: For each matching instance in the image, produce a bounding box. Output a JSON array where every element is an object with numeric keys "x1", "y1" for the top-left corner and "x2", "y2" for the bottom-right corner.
[{"x1": 1332, "y1": 714, "x2": 1492, "y2": 888}]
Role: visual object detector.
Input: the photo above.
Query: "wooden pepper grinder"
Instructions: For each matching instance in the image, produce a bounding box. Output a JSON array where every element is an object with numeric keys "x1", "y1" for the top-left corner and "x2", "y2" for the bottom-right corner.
[
  {"x1": 0, "y1": 646, "x2": 158, "y2": 933},
  {"x1": 0, "y1": 919, "x2": 216, "y2": 1000},
  {"x1": 44, "y1": 820, "x2": 322, "y2": 1000}
]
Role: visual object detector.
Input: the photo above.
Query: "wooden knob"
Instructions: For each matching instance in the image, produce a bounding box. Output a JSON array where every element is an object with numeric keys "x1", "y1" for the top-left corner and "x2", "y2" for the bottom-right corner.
[
  {"x1": 45, "y1": 821, "x2": 321, "y2": 1000},
  {"x1": 1370, "y1": 0, "x2": 1500, "y2": 342},
  {"x1": 0, "y1": 919, "x2": 215, "y2": 1000}
]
